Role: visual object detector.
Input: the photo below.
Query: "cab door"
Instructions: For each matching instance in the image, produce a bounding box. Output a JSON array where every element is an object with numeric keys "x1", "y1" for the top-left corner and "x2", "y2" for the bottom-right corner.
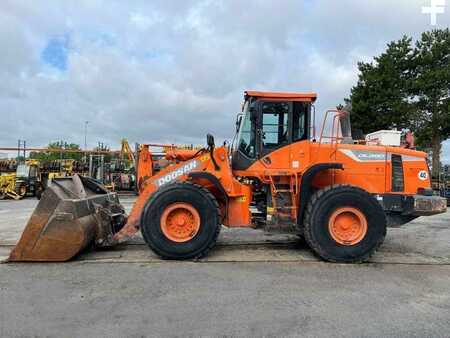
[
  {"x1": 289, "y1": 102, "x2": 310, "y2": 172},
  {"x1": 258, "y1": 101, "x2": 292, "y2": 169}
]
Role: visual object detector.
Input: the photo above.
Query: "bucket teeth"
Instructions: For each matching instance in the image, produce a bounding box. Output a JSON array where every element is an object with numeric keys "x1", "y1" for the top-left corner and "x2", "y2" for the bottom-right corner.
[{"x1": 8, "y1": 175, "x2": 127, "y2": 262}]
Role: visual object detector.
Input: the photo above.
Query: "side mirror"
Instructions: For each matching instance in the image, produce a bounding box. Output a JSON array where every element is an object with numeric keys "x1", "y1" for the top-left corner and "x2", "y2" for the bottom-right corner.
[
  {"x1": 235, "y1": 114, "x2": 243, "y2": 132},
  {"x1": 206, "y1": 134, "x2": 215, "y2": 148}
]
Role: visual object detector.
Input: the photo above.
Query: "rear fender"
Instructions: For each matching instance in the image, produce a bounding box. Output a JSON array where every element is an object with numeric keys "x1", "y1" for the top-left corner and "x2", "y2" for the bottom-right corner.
[{"x1": 297, "y1": 163, "x2": 344, "y2": 225}]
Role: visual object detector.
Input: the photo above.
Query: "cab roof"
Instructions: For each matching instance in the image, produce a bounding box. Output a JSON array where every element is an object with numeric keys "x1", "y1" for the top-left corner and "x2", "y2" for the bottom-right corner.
[{"x1": 245, "y1": 90, "x2": 317, "y2": 102}]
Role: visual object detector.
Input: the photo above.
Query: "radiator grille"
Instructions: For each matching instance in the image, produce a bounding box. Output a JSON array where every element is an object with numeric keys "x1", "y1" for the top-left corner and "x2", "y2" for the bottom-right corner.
[{"x1": 391, "y1": 154, "x2": 404, "y2": 192}]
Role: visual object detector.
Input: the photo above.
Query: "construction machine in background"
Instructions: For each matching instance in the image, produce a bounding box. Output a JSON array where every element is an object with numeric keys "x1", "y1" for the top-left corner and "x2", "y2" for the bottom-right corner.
[
  {"x1": 15, "y1": 159, "x2": 82, "y2": 199},
  {"x1": 8, "y1": 91, "x2": 447, "y2": 263},
  {"x1": 0, "y1": 161, "x2": 44, "y2": 200},
  {"x1": 14, "y1": 160, "x2": 44, "y2": 199},
  {"x1": 0, "y1": 159, "x2": 85, "y2": 200},
  {"x1": 0, "y1": 173, "x2": 21, "y2": 200},
  {"x1": 0, "y1": 159, "x2": 18, "y2": 173}
]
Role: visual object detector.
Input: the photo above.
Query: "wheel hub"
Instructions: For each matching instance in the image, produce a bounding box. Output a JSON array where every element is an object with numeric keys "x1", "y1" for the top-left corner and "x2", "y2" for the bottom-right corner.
[
  {"x1": 328, "y1": 207, "x2": 368, "y2": 246},
  {"x1": 160, "y1": 203, "x2": 200, "y2": 242}
]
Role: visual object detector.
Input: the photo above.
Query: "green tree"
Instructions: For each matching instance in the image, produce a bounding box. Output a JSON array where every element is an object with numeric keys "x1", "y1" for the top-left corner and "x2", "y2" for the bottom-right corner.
[
  {"x1": 411, "y1": 29, "x2": 450, "y2": 176},
  {"x1": 348, "y1": 36, "x2": 415, "y2": 133},
  {"x1": 29, "y1": 141, "x2": 83, "y2": 161},
  {"x1": 347, "y1": 29, "x2": 450, "y2": 177}
]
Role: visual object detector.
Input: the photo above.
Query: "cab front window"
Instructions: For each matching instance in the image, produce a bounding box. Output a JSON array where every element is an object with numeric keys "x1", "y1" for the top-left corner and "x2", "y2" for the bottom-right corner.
[
  {"x1": 236, "y1": 102, "x2": 256, "y2": 159},
  {"x1": 16, "y1": 164, "x2": 30, "y2": 178}
]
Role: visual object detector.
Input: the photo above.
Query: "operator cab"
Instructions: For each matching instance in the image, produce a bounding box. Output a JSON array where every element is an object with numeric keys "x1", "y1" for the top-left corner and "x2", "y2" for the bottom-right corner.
[
  {"x1": 16, "y1": 164, "x2": 38, "y2": 179},
  {"x1": 232, "y1": 91, "x2": 317, "y2": 170},
  {"x1": 15, "y1": 163, "x2": 41, "y2": 197}
]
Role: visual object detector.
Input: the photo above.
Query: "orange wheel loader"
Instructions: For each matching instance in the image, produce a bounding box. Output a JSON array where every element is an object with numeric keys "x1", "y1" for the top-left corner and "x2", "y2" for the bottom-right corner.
[{"x1": 8, "y1": 91, "x2": 447, "y2": 263}]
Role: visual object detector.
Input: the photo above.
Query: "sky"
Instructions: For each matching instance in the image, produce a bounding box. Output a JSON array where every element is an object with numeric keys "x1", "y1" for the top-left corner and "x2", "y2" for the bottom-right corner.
[{"x1": 0, "y1": 0, "x2": 449, "y2": 162}]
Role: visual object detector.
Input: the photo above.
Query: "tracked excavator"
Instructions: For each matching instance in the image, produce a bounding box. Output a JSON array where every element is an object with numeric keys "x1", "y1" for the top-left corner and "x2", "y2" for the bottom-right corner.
[{"x1": 8, "y1": 91, "x2": 447, "y2": 263}]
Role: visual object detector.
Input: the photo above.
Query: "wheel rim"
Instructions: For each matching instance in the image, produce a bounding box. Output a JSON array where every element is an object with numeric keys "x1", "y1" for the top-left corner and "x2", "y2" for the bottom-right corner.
[
  {"x1": 328, "y1": 207, "x2": 368, "y2": 246},
  {"x1": 19, "y1": 186, "x2": 26, "y2": 196},
  {"x1": 160, "y1": 203, "x2": 200, "y2": 242}
]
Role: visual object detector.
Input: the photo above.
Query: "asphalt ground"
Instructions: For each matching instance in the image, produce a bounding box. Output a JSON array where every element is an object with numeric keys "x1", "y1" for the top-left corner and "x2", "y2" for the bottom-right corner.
[{"x1": 0, "y1": 196, "x2": 449, "y2": 337}]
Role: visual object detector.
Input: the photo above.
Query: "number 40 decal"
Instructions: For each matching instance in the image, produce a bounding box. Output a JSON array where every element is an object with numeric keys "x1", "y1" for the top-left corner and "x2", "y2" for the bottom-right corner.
[{"x1": 418, "y1": 170, "x2": 429, "y2": 181}]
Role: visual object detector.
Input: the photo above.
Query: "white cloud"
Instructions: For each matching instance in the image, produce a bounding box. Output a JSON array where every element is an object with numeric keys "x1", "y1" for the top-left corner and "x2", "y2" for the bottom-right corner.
[{"x1": 130, "y1": 12, "x2": 160, "y2": 31}]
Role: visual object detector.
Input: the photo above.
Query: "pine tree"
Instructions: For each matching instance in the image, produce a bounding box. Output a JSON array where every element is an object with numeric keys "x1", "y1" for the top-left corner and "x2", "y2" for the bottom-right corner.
[
  {"x1": 348, "y1": 29, "x2": 450, "y2": 177},
  {"x1": 411, "y1": 29, "x2": 450, "y2": 177}
]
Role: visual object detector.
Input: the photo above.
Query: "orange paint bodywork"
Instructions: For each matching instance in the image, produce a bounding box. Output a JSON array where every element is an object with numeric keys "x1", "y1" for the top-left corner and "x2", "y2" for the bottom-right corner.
[
  {"x1": 238, "y1": 141, "x2": 429, "y2": 195},
  {"x1": 245, "y1": 91, "x2": 317, "y2": 102},
  {"x1": 136, "y1": 145, "x2": 153, "y2": 193},
  {"x1": 164, "y1": 148, "x2": 199, "y2": 161},
  {"x1": 115, "y1": 147, "x2": 253, "y2": 241},
  {"x1": 136, "y1": 145, "x2": 201, "y2": 194}
]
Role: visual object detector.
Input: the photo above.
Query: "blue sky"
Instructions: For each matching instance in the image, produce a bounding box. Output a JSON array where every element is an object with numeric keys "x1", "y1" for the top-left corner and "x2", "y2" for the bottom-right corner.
[
  {"x1": 41, "y1": 35, "x2": 70, "y2": 71},
  {"x1": 0, "y1": 0, "x2": 449, "y2": 163}
]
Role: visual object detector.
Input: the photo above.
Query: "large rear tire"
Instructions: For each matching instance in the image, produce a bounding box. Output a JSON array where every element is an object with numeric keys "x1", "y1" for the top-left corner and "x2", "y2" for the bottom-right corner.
[
  {"x1": 303, "y1": 185, "x2": 386, "y2": 263},
  {"x1": 141, "y1": 181, "x2": 221, "y2": 260}
]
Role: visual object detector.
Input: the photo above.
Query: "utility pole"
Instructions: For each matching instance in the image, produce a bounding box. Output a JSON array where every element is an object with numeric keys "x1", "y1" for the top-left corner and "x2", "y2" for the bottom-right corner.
[
  {"x1": 17, "y1": 140, "x2": 26, "y2": 162},
  {"x1": 84, "y1": 121, "x2": 89, "y2": 163}
]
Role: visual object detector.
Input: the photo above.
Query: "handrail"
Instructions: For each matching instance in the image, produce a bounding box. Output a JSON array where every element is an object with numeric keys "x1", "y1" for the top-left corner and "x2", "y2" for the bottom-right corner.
[{"x1": 314, "y1": 109, "x2": 349, "y2": 163}]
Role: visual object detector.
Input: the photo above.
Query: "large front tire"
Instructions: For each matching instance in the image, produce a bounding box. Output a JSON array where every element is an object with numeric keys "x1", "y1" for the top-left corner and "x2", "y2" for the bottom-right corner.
[
  {"x1": 303, "y1": 185, "x2": 386, "y2": 263},
  {"x1": 141, "y1": 181, "x2": 221, "y2": 260}
]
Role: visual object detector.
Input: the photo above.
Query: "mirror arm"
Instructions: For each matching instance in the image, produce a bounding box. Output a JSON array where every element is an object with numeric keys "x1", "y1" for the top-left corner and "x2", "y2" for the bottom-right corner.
[
  {"x1": 210, "y1": 144, "x2": 220, "y2": 171},
  {"x1": 206, "y1": 134, "x2": 220, "y2": 171}
]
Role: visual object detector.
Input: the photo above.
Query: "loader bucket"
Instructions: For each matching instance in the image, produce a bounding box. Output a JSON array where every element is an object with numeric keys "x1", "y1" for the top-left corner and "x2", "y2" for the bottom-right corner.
[{"x1": 8, "y1": 175, "x2": 126, "y2": 262}]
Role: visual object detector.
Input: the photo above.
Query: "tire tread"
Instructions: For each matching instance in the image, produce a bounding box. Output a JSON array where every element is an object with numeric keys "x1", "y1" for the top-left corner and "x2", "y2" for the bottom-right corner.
[
  {"x1": 141, "y1": 181, "x2": 221, "y2": 260},
  {"x1": 303, "y1": 184, "x2": 386, "y2": 263}
]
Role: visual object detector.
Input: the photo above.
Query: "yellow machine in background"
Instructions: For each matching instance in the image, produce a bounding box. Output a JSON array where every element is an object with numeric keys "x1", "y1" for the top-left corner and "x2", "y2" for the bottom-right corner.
[
  {"x1": 0, "y1": 159, "x2": 78, "y2": 200},
  {"x1": 14, "y1": 160, "x2": 43, "y2": 199},
  {"x1": 0, "y1": 159, "x2": 42, "y2": 200},
  {"x1": 0, "y1": 173, "x2": 22, "y2": 200}
]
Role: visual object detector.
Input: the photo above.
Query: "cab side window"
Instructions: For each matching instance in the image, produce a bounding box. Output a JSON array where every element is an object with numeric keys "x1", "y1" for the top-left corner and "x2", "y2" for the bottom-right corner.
[
  {"x1": 292, "y1": 102, "x2": 308, "y2": 141},
  {"x1": 261, "y1": 102, "x2": 289, "y2": 149},
  {"x1": 29, "y1": 166, "x2": 37, "y2": 178},
  {"x1": 238, "y1": 112, "x2": 256, "y2": 158}
]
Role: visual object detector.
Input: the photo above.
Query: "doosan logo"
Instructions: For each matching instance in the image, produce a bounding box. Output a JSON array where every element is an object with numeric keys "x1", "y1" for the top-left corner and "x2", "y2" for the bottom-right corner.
[{"x1": 156, "y1": 161, "x2": 199, "y2": 187}]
